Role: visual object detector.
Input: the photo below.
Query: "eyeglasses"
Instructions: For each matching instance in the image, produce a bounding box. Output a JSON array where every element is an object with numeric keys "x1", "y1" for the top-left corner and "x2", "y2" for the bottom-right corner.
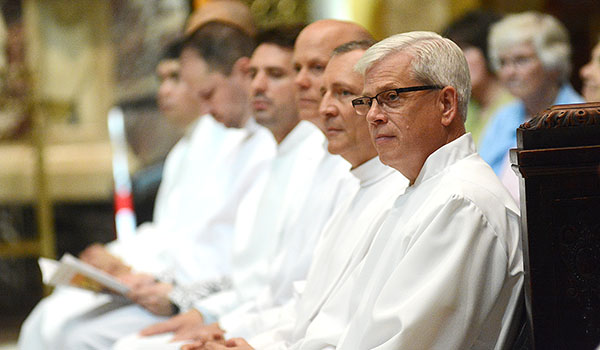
[
  {"x1": 498, "y1": 55, "x2": 538, "y2": 70},
  {"x1": 351, "y1": 85, "x2": 444, "y2": 115}
]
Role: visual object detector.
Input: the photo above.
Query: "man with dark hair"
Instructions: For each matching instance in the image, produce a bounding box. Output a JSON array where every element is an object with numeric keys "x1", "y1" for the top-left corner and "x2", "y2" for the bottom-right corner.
[
  {"x1": 179, "y1": 21, "x2": 255, "y2": 129},
  {"x1": 155, "y1": 39, "x2": 200, "y2": 129},
  {"x1": 443, "y1": 10, "x2": 514, "y2": 143},
  {"x1": 131, "y1": 38, "x2": 189, "y2": 226},
  {"x1": 247, "y1": 24, "x2": 304, "y2": 142}
]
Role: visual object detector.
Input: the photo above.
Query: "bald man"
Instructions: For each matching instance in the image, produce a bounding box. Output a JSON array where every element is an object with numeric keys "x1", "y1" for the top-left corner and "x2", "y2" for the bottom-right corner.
[{"x1": 294, "y1": 19, "x2": 373, "y2": 130}]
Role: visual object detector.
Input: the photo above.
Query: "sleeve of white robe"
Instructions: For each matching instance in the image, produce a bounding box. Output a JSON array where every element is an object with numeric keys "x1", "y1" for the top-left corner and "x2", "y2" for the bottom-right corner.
[{"x1": 337, "y1": 197, "x2": 520, "y2": 350}]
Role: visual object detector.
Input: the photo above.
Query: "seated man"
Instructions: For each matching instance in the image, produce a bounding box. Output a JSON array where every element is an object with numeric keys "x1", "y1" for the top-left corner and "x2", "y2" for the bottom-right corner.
[{"x1": 131, "y1": 38, "x2": 185, "y2": 226}]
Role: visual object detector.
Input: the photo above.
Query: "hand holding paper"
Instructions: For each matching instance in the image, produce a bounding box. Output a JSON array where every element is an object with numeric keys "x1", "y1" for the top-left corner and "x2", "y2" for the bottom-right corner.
[{"x1": 39, "y1": 253, "x2": 130, "y2": 295}]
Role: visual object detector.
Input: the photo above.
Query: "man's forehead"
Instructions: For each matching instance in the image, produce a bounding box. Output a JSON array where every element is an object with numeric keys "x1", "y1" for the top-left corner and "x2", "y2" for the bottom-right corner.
[
  {"x1": 251, "y1": 43, "x2": 292, "y2": 62},
  {"x1": 294, "y1": 22, "x2": 369, "y2": 59},
  {"x1": 293, "y1": 39, "x2": 332, "y2": 63},
  {"x1": 326, "y1": 52, "x2": 363, "y2": 84}
]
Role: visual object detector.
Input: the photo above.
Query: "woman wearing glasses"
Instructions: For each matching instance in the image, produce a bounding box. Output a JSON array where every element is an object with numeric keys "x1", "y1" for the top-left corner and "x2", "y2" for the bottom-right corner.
[{"x1": 478, "y1": 11, "x2": 583, "y2": 200}]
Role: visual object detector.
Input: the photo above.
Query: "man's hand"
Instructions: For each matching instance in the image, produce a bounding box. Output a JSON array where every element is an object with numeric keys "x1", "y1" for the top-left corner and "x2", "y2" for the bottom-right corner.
[
  {"x1": 140, "y1": 309, "x2": 204, "y2": 337},
  {"x1": 124, "y1": 275, "x2": 174, "y2": 316},
  {"x1": 182, "y1": 338, "x2": 254, "y2": 350},
  {"x1": 119, "y1": 272, "x2": 156, "y2": 289},
  {"x1": 79, "y1": 243, "x2": 131, "y2": 277},
  {"x1": 171, "y1": 322, "x2": 225, "y2": 342}
]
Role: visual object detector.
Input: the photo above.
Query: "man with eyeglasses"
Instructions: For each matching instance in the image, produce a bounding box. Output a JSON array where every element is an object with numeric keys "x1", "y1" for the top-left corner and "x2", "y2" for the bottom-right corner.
[{"x1": 294, "y1": 31, "x2": 523, "y2": 350}]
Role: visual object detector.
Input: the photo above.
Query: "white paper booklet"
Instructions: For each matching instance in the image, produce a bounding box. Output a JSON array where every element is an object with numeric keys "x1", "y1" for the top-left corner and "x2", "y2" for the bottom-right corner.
[{"x1": 39, "y1": 253, "x2": 130, "y2": 295}]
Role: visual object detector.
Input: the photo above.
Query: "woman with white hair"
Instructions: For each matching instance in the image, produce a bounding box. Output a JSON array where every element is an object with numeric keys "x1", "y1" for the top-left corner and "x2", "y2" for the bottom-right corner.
[{"x1": 478, "y1": 11, "x2": 583, "y2": 200}]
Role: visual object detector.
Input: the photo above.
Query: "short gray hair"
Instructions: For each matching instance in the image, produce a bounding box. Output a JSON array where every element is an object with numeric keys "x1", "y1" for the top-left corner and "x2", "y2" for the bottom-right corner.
[
  {"x1": 488, "y1": 11, "x2": 572, "y2": 82},
  {"x1": 355, "y1": 31, "x2": 471, "y2": 121}
]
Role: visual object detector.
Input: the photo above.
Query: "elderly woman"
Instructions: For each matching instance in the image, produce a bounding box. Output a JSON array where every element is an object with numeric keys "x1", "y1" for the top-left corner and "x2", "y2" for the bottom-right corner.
[
  {"x1": 580, "y1": 37, "x2": 600, "y2": 102},
  {"x1": 479, "y1": 11, "x2": 583, "y2": 177}
]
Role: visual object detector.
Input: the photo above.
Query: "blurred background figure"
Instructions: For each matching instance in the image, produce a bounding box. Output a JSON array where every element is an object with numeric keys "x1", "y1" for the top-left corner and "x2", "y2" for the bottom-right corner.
[
  {"x1": 479, "y1": 11, "x2": 584, "y2": 200},
  {"x1": 580, "y1": 36, "x2": 600, "y2": 102},
  {"x1": 130, "y1": 39, "x2": 189, "y2": 226},
  {"x1": 443, "y1": 9, "x2": 514, "y2": 145}
]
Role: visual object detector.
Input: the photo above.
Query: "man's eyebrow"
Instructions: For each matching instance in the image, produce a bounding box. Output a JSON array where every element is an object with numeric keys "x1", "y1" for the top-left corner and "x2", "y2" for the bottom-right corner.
[{"x1": 362, "y1": 82, "x2": 397, "y2": 96}]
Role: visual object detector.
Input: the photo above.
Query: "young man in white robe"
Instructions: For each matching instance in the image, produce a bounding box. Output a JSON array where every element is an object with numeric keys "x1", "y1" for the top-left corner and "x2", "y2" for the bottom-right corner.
[
  {"x1": 295, "y1": 31, "x2": 523, "y2": 350},
  {"x1": 17, "y1": 6, "x2": 277, "y2": 350}
]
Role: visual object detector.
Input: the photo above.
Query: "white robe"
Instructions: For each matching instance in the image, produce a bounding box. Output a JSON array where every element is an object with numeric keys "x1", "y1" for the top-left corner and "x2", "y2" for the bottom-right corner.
[
  {"x1": 217, "y1": 151, "x2": 357, "y2": 339},
  {"x1": 298, "y1": 134, "x2": 523, "y2": 350},
  {"x1": 248, "y1": 157, "x2": 409, "y2": 349},
  {"x1": 18, "y1": 115, "x2": 276, "y2": 350},
  {"x1": 192, "y1": 121, "x2": 327, "y2": 321}
]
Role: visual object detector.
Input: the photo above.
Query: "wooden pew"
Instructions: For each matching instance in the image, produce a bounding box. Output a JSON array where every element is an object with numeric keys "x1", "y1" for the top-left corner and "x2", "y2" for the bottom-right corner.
[{"x1": 510, "y1": 102, "x2": 600, "y2": 349}]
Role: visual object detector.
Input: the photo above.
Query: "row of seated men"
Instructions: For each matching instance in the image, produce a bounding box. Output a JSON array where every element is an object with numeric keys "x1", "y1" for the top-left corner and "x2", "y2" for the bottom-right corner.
[{"x1": 17, "y1": 1, "x2": 600, "y2": 349}]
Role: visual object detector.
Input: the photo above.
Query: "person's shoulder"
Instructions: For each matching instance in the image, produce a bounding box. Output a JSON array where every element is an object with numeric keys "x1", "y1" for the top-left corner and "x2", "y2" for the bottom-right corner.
[
  {"x1": 441, "y1": 155, "x2": 519, "y2": 214},
  {"x1": 556, "y1": 83, "x2": 585, "y2": 105},
  {"x1": 492, "y1": 98, "x2": 524, "y2": 120}
]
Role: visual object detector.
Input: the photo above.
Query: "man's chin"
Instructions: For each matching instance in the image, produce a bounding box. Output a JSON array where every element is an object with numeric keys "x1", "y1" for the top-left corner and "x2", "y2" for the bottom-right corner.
[{"x1": 254, "y1": 112, "x2": 274, "y2": 126}]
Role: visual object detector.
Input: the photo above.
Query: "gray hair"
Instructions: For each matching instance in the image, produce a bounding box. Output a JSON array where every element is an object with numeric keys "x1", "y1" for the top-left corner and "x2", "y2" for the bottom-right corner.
[
  {"x1": 488, "y1": 11, "x2": 572, "y2": 82},
  {"x1": 355, "y1": 31, "x2": 471, "y2": 121}
]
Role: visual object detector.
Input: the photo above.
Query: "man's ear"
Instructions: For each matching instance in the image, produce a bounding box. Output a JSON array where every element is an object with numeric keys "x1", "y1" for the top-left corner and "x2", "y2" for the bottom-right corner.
[
  {"x1": 438, "y1": 86, "x2": 459, "y2": 127},
  {"x1": 232, "y1": 57, "x2": 251, "y2": 77}
]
